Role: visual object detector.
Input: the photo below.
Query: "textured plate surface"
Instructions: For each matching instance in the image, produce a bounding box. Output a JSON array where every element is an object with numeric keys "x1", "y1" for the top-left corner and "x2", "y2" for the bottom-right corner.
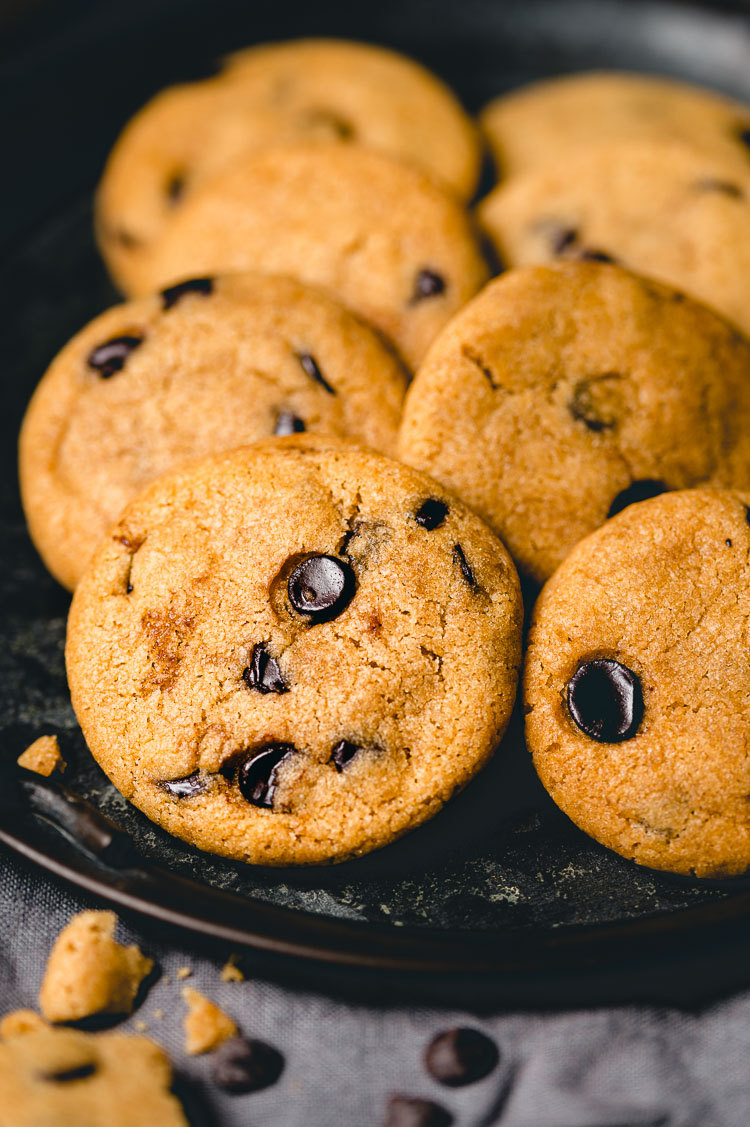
[{"x1": 3, "y1": 0, "x2": 750, "y2": 1003}]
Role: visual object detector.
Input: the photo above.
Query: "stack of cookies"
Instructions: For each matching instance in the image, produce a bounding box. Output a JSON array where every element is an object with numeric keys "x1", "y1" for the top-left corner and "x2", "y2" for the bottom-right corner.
[{"x1": 18, "y1": 41, "x2": 750, "y2": 878}]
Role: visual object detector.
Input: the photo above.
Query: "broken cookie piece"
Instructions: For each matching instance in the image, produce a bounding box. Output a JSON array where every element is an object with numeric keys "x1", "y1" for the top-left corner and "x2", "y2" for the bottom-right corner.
[
  {"x1": 182, "y1": 987, "x2": 237, "y2": 1054},
  {"x1": 17, "y1": 735, "x2": 65, "y2": 777}
]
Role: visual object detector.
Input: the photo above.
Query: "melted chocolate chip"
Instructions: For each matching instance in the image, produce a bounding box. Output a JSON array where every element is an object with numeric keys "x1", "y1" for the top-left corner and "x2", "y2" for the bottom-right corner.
[
  {"x1": 453, "y1": 544, "x2": 476, "y2": 588},
  {"x1": 212, "y1": 1036, "x2": 285, "y2": 1093},
  {"x1": 161, "y1": 276, "x2": 213, "y2": 309},
  {"x1": 297, "y1": 351, "x2": 335, "y2": 394},
  {"x1": 87, "y1": 335, "x2": 143, "y2": 379},
  {"x1": 412, "y1": 269, "x2": 446, "y2": 303},
  {"x1": 739, "y1": 127, "x2": 750, "y2": 151},
  {"x1": 157, "y1": 771, "x2": 207, "y2": 798},
  {"x1": 424, "y1": 1028, "x2": 499, "y2": 1087},
  {"x1": 44, "y1": 1063, "x2": 97, "y2": 1083},
  {"x1": 415, "y1": 499, "x2": 448, "y2": 530},
  {"x1": 569, "y1": 374, "x2": 621, "y2": 432},
  {"x1": 576, "y1": 248, "x2": 617, "y2": 264},
  {"x1": 238, "y1": 743, "x2": 295, "y2": 807},
  {"x1": 330, "y1": 740, "x2": 360, "y2": 772},
  {"x1": 608, "y1": 480, "x2": 667, "y2": 517},
  {"x1": 288, "y1": 555, "x2": 355, "y2": 620},
  {"x1": 166, "y1": 171, "x2": 186, "y2": 203},
  {"x1": 567, "y1": 659, "x2": 644, "y2": 742},
  {"x1": 383, "y1": 1096, "x2": 454, "y2": 1127},
  {"x1": 242, "y1": 644, "x2": 288, "y2": 694},
  {"x1": 274, "y1": 409, "x2": 306, "y2": 436},
  {"x1": 693, "y1": 177, "x2": 744, "y2": 198}
]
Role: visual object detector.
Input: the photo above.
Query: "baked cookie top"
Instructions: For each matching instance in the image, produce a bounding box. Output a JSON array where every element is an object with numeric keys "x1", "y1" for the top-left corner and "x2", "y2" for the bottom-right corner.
[
  {"x1": 96, "y1": 38, "x2": 480, "y2": 292},
  {"x1": 115, "y1": 142, "x2": 488, "y2": 369},
  {"x1": 399, "y1": 262, "x2": 750, "y2": 584},
  {"x1": 477, "y1": 138, "x2": 750, "y2": 339},
  {"x1": 480, "y1": 70, "x2": 750, "y2": 179},
  {"x1": 524, "y1": 489, "x2": 750, "y2": 878},
  {"x1": 19, "y1": 272, "x2": 406, "y2": 590},
  {"x1": 0, "y1": 1026, "x2": 187, "y2": 1127},
  {"x1": 66, "y1": 437, "x2": 522, "y2": 866}
]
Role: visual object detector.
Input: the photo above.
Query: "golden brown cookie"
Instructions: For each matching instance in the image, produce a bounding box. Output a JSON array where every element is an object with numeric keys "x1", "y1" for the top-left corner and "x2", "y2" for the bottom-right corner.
[
  {"x1": 66, "y1": 436, "x2": 522, "y2": 866},
  {"x1": 477, "y1": 139, "x2": 750, "y2": 338},
  {"x1": 97, "y1": 38, "x2": 481, "y2": 291},
  {"x1": 19, "y1": 272, "x2": 407, "y2": 591},
  {"x1": 480, "y1": 71, "x2": 750, "y2": 179},
  {"x1": 0, "y1": 1025, "x2": 187, "y2": 1126},
  {"x1": 399, "y1": 262, "x2": 750, "y2": 584},
  {"x1": 524, "y1": 489, "x2": 750, "y2": 878},
  {"x1": 114, "y1": 143, "x2": 488, "y2": 368}
]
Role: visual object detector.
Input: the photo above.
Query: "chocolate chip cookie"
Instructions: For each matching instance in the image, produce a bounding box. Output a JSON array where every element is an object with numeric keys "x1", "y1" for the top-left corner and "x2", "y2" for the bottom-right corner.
[
  {"x1": 97, "y1": 39, "x2": 480, "y2": 294},
  {"x1": 478, "y1": 139, "x2": 750, "y2": 338},
  {"x1": 20, "y1": 272, "x2": 406, "y2": 590},
  {"x1": 114, "y1": 143, "x2": 488, "y2": 368},
  {"x1": 525, "y1": 488, "x2": 750, "y2": 878},
  {"x1": 399, "y1": 261, "x2": 750, "y2": 584},
  {"x1": 66, "y1": 436, "x2": 522, "y2": 866},
  {"x1": 480, "y1": 71, "x2": 750, "y2": 180},
  {"x1": 0, "y1": 1025, "x2": 187, "y2": 1126}
]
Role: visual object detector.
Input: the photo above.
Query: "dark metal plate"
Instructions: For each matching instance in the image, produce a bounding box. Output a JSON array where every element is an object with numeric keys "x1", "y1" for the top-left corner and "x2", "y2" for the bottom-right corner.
[{"x1": 4, "y1": 0, "x2": 750, "y2": 1006}]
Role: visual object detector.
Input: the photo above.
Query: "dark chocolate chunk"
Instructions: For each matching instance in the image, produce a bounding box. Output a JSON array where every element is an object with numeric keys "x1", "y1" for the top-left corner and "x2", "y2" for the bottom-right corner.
[
  {"x1": 274, "y1": 409, "x2": 306, "y2": 436},
  {"x1": 43, "y1": 1063, "x2": 97, "y2": 1083},
  {"x1": 166, "y1": 171, "x2": 186, "y2": 203},
  {"x1": 238, "y1": 743, "x2": 295, "y2": 807},
  {"x1": 288, "y1": 555, "x2": 355, "y2": 620},
  {"x1": 212, "y1": 1036, "x2": 284, "y2": 1094},
  {"x1": 415, "y1": 499, "x2": 448, "y2": 530},
  {"x1": 726, "y1": 539, "x2": 733, "y2": 547},
  {"x1": 424, "y1": 1027, "x2": 499, "y2": 1087},
  {"x1": 569, "y1": 374, "x2": 621, "y2": 432},
  {"x1": 453, "y1": 544, "x2": 476, "y2": 588},
  {"x1": 87, "y1": 335, "x2": 143, "y2": 379},
  {"x1": 242, "y1": 643, "x2": 288, "y2": 694},
  {"x1": 157, "y1": 771, "x2": 207, "y2": 798},
  {"x1": 382, "y1": 1095, "x2": 453, "y2": 1127},
  {"x1": 567, "y1": 658, "x2": 644, "y2": 742},
  {"x1": 608, "y1": 480, "x2": 667, "y2": 517},
  {"x1": 412, "y1": 269, "x2": 446, "y2": 303},
  {"x1": 161, "y1": 276, "x2": 213, "y2": 310},
  {"x1": 693, "y1": 177, "x2": 744, "y2": 199},
  {"x1": 297, "y1": 351, "x2": 335, "y2": 394},
  {"x1": 330, "y1": 740, "x2": 360, "y2": 772}
]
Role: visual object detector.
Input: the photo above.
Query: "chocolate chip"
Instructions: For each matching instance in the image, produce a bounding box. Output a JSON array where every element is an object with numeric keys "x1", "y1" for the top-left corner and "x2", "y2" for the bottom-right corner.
[
  {"x1": 166, "y1": 171, "x2": 186, "y2": 203},
  {"x1": 126, "y1": 581, "x2": 134, "y2": 594},
  {"x1": 415, "y1": 499, "x2": 448, "y2": 530},
  {"x1": 726, "y1": 538, "x2": 733, "y2": 547},
  {"x1": 87, "y1": 335, "x2": 143, "y2": 379},
  {"x1": 411, "y1": 269, "x2": 446, "y2": 303},
  {"x1": 382, "y1": 1096, "x2": 453, "y2": 1127},
  {"x1": 567, "y1": 658, "x2": 644, "y2": 742},
  {"x1": 550, "y1": 226, "x2": 578, "y2": 254},
  {"x1": 242, "y1": 644, "x2": 288, "y2": 694},
  {"x1": 274, "y1": 409, "x2": 306, "y2": 436},
  {"x1": 739, "y1": 127, "x2": 750, "y2": 151},
  {"x1": 569, "y1": 374, "x2": 622, "y2": 432},
  {"x1": 692, "y1": 177, "x2": 744, "y2": 199},
  {"x1": 424, "y1": 1028, "x2": 499, "y2": 1087},
  {"x1": 288, "y1": 555, "x2": 355, "y2": 620},
  {"x1": 43, "y1": 1063, "x2": 97, "y2": 1083},
  {"x1": 608, "y1": 480, "x2": 667, "y2": 517},
  {"x1": 161, "y1": 277, "x2": 213, "y2": 309},
  {"x1": 238, "y1": 743, "x2": 295, "y2": 807},
  {"x1": 212, "y1": 1036, "x2": 284, "y2": 1094},
  {"x1": 576, "y1": 248, "x2": 617, "y2": 263},
  {"x1": 297, "y1": 351, "x2": 335, "y2": 394},
  {"x1": 453, "y1": 544, "x2": 476, "y2": 588},
  {"x1": 157, "y1": 771, "x2": 207, "y2": 798},
  {"x1": 330, "y1": 740, "x2": 360, "y2": 772}
]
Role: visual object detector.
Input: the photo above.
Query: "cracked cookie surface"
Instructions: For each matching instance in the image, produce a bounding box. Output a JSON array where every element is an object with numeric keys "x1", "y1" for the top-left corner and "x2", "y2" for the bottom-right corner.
[
  {"x1": 19, "y1": 272, "x2": 406, "y2": 591},
  {"x1": 399, "y1": 262, "x2": 750, "y2": 584},
  {"x1": 478, "y1": 138, "x2": 750, "y2": 339},
  {"x1": 96, "y1": 38, "x2": 480, "y2": 293},
  {"x1": 524, "y1": 489, "x2": 750, "y2": 878},
  {"x1": 119, "y1": 142, "x2": 488, "y2": 369},
  {"x1": 66, "y1": 436, "x2": 522, "y2": 865}
]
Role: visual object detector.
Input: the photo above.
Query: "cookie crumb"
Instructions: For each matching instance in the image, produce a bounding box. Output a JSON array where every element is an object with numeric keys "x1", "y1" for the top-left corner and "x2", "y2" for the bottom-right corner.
[
  {"x1": 153, "y1": 1009, "x2": 164, "y2": 1020},
  {"x1": 220, "y1": 955, "x2": 245, "y2": 983},
  {"x1": 176, "y1": 967, "x2": 192, "y2": 980},
  {"x1": 182, "y1": 987, "x2": 237, "y2": 1054},
  {"x1": 17, "y1": 735, "x2": 65, "y2": 777},
  {"x1": 39, "y1": 910, "x2": 154, "y2": 1022},
  {"x1": 0, "y1": 1010, "x2": 46, "y2": 1040},
  {"x1": 134, "y1": 1019, "x2": 148, "y2": 1032}
]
